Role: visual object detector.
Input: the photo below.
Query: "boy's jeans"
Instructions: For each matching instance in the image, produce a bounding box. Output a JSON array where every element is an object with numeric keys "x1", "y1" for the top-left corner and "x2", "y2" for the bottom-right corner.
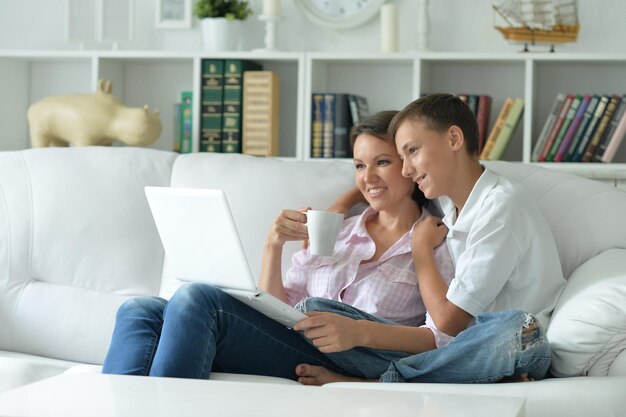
[{"x1": 299, "y1": 298, "x2": 551, "y2": 383}]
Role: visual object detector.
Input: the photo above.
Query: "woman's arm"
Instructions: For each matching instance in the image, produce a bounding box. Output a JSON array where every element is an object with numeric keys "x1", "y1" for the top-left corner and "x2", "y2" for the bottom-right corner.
[
  {"x1": 258, "y1": 209, "x2": 309, "y2": 303},
  {"x1": 294, "y1": 312, "x2": 436, "y2": 354},
  {"x1": 327, "y1": 187, "x2": 366, "y2": 217}
]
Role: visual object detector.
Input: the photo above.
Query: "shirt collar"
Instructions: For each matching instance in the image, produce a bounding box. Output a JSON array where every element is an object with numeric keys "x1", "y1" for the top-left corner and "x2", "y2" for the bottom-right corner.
[
  {"x1": 441, "y1": 167, "x2": 498, "y2": 233},
  {"x1": 347, "y1": 206, "x2": 429, "y2": 256}
]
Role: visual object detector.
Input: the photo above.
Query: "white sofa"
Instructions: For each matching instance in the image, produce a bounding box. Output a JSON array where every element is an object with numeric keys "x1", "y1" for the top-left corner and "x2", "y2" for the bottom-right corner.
[{"x1": 0, "y1": 147, "x2": 625, "y2": 416}]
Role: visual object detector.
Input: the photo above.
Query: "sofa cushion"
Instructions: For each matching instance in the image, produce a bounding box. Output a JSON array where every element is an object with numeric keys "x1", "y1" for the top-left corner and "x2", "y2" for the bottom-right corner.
[
  {"x1": 548, "y1": 248, "x2": 626, "y2": 377},
  {"x1": 485, "y1": 161, "x2": 626, "y2": 278},
  {"x1": 162, "y1": 153, "x2": 355, "y2": 298},
  {"x1": 0, "y1": 147, "x2": 177, "y2": 365}
]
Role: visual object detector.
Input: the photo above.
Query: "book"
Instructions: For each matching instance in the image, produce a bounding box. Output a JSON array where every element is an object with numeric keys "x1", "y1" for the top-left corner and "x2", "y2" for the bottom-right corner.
[
  {"x1": 553, "y1": 95, "x2": 590, "y2": 162},
  {"x1": 595, "y1": 94, "x2": 626, "y2": 162},
  {"x1": 601, "y1": 98, "x2": 626, "y2": 163},
  {"x1": 221, "y1": 60, "x2": 263, "y2": 153},
  {"x1": 311, "y1": 93, "x2": 324, "y2": 158},
  {"x1": 242, "y1": 71, "x2": 280, "y2": 157},
  {"x1": 173, "y1": 102, "x2": 181, "y2": 153},
  {"x1": 467, "y1": 95, "x2": 479, "y2": 116},
  {"x1": 476, "y1": 95, "x2": 492, "y2": 153},
  {"x1": 532, "y1": 93, "x2": 566, "y2": 162},
  {"x1": 487, "y1": 98, "x2": 524, "y2": 160},
  {"x1": 322, "y1": 94, "x2": 336, "y2": 158},
  {"x1": 200, "y1": 59, "x2": 224, "y2": 152},
  {"x1": 333, "y1": 93, "x2": 352, "y2": 158},
  {"x1": 546, "y1": 95, "x2": 582, "y2": 162},
  {"x1": 348, "y1": 94, "x2": 369, "y2": 125},
  {"x1": 563, "y1": 95, "x2": 600, "y2": 162},
  {"x1": 571, "y1": 95, "x2": 610, "y2": 162},
  {"x1": 479, "y1": 98, "x2": 515, "y2": 160},
  {"x1": 180, "y1": 91, "x2": 193, "y2": 154},
  {"x1": 582, "y1": 94, "x2": 622, "y2": 162},
  {"x1": 538, "y1": 94, "x2": 574, "y2": 162}
]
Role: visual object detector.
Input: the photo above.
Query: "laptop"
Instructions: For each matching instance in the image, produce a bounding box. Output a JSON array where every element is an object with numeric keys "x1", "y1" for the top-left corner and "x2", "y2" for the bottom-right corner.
[{"x1": 144, "y1": 186, "x2": 308, "y2": 328}]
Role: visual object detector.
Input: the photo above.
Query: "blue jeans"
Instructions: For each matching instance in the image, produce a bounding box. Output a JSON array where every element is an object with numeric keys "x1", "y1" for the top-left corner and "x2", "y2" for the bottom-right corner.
[
  {"x1": 295, "y1": 299, "x2": 550, "y2": 382},
  {"x1": 102, "y1": 283, "x2": 343, "y2": 380},
  {"x1": 379, "y1": 310, "x2": 551, "y2": 383}
]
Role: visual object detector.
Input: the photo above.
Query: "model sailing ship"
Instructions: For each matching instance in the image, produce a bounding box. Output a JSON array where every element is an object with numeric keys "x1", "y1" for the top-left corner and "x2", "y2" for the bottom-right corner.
[{"x1": 493, "y1": 0, "x2": 579, "y2": 51}]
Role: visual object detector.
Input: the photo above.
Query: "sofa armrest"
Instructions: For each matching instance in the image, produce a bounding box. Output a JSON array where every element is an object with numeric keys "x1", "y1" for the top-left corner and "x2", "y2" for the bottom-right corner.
[{"x1": 547, "y1": 248, "x2": 626, "y2": 377}]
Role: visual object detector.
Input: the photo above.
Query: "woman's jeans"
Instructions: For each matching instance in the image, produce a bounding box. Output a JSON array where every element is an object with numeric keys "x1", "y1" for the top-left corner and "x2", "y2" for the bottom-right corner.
[{"x1": 102, "y1": 283, "x2": 550, "y2": 382}]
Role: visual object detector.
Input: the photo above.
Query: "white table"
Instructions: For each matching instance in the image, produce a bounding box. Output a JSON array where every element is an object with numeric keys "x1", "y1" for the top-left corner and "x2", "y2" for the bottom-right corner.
[{"x1": 0, "y1": 373, "x2": 526, "y2": 417}]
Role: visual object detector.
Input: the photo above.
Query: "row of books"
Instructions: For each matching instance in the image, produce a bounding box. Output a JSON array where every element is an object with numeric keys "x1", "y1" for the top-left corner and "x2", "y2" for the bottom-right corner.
[
  {"x1": 308, "y1": 91, "x2": 525, "y2": 161},
  {"x1": 174, "y1": 59, "x2": 280, "y2": 156},
  {"x1": 310, "y1": 93, "x2": 369, "y2": 158},
  {"x1": 532, "y1": 93, "x2": 626, "y2": 163}
]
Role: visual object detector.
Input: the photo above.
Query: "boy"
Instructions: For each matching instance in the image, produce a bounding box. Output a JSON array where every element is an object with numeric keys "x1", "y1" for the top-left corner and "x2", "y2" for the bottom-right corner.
[{"x1": 296, "y1": 94, "x2": 566, "y2": 384}]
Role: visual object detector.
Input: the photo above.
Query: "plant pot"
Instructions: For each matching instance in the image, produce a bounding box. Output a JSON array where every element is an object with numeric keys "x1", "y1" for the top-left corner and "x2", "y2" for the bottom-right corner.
[{"x1": 200, "y1": 18, "x2": 242, "y2": 52}]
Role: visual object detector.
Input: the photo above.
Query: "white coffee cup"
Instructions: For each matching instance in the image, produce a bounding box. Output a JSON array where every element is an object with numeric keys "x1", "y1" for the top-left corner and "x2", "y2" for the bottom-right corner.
[{"x1": 306, "y1": 210, "x2": 344, "y2": 256}]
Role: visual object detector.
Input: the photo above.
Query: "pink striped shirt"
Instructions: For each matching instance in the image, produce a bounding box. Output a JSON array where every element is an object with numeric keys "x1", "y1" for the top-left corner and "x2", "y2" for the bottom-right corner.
[{"x1": 283, "y1": 207, "x2": 455, "y2": 328}]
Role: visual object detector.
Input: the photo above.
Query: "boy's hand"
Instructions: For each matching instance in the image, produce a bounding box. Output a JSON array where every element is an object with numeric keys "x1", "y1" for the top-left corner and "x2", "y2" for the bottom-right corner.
[
  {"x1": 294, "y1": 312, "x2": 361, "y2": 353},
  {"x1": 267, "y1": 208, "x2": 310, "y2": 249},
  {"x1": 412, "y1": 216, "x2": 447, "y2": 258}
]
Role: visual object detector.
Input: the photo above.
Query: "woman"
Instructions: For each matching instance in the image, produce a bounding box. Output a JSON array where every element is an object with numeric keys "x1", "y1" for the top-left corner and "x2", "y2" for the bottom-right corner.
[{"x1": 102, "y1": 111, "x2": 453, "y2": 381}]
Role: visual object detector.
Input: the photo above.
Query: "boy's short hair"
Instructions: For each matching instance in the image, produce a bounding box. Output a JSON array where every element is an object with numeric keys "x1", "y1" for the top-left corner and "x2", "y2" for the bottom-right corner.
[{"x1": 388, "y1": 93, "x2": 480, "y2": 155}]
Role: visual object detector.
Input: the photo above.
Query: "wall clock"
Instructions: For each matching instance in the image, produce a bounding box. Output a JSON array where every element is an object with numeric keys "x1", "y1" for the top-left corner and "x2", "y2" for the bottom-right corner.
[{"x1": 295, "y1": 0, "x2": 386, "y2": 30}]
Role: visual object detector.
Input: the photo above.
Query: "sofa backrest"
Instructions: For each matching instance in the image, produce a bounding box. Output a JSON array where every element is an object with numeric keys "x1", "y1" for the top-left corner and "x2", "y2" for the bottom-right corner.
[
  {"x1": 0, "y1": 147, "x2": 176, "y2": 364},
  {"x1": 484, "y1": 161, "x2": 626, "y2": 278}
]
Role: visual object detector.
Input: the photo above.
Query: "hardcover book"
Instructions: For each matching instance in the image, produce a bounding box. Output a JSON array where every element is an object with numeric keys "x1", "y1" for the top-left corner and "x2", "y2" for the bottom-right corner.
[
  {"x1": 322, "y1": 94, "x2": 336, "y2": 158},
  {"x1": 333, "y1": 93, "x2": 352, "y2": 159},
  {"x1": 180, "y1": 91, "x2": 193, "y2": 154},
  {"x1": 476, "y1": 95, "x2": 492, "y2": 153},
  {"x1": 200, "y1": 59, "x2": 224, "y2": 152},
  {"x1": 221, "y1": 60, "x2": 263, "y2": 153},
  {"x1": 242, "y1": 71, "x2": 280, "y2": 157},
  {"x1": 311, "y1": 93, "x2": 324, "y2": 158}
]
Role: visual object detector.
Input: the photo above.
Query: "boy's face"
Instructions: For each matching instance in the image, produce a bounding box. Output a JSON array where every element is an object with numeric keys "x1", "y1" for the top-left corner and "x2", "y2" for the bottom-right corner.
[{"x1": 395, "y1": 119, "x2": 457, "y2": 200}]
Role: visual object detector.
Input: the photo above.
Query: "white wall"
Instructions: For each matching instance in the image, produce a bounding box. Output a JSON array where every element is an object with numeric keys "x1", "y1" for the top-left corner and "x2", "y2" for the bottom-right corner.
[{"x1": 0, "y1": 0, "x2": 625, "y2": 53}]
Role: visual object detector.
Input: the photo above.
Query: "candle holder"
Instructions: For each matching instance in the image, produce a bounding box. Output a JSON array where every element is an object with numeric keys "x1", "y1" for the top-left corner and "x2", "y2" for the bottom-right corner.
[{"x1": 253, "y1": 15, "x2": 283, "y2": 52}]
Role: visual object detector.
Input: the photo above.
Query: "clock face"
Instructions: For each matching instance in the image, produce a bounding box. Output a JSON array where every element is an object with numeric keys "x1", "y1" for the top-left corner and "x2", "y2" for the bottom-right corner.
[{"x1": 295, "y1": 0, "x2": 386, "y2": 29}]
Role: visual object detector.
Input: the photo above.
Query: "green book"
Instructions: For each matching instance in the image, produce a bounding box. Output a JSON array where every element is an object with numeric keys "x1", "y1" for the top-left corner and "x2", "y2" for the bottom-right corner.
[
  {"x1": 221, "y1": 60, "x2": 263, "y2": 153},
  {"x1": 488, "y1": 98, "x2": 524, "y2": 160},
  {"x1": 180, "y1": 91, "x2": 193, "y2": 154},
  {"x1": 200, "y1": 59, "x2": 224, "y2": 152}
]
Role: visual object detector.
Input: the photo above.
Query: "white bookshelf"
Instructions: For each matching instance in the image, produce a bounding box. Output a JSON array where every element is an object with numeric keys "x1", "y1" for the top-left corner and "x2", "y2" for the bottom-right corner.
[{"x1": 1, "y1": 50, "x2": 626, "y2": 179}]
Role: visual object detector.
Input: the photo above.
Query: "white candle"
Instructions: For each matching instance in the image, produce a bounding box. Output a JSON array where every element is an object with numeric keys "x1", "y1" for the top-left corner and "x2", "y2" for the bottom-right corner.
[
  {"x1": 380, "y1": 3, "x2": 399, "y2": 53},
  {"x1": 263, "y1": 0, "x2": 281, "y2": 17}
]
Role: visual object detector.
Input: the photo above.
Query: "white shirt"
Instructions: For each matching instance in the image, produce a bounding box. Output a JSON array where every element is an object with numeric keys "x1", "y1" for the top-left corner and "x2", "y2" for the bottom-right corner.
[{"x1": 440, "y1": 168, "x2": 566, "y2": 329}]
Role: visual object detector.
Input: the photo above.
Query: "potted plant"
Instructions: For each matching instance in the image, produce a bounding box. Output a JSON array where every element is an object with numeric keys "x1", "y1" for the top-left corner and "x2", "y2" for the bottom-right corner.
[{"x1": 193, "y1": 0, "x2": 253, "y2": 51}]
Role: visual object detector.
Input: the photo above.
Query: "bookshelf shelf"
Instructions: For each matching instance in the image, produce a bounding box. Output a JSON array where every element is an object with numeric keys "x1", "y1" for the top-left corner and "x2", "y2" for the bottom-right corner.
[{"x1": 1, "y1": 50, "x2": 626, "y2": 179}]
